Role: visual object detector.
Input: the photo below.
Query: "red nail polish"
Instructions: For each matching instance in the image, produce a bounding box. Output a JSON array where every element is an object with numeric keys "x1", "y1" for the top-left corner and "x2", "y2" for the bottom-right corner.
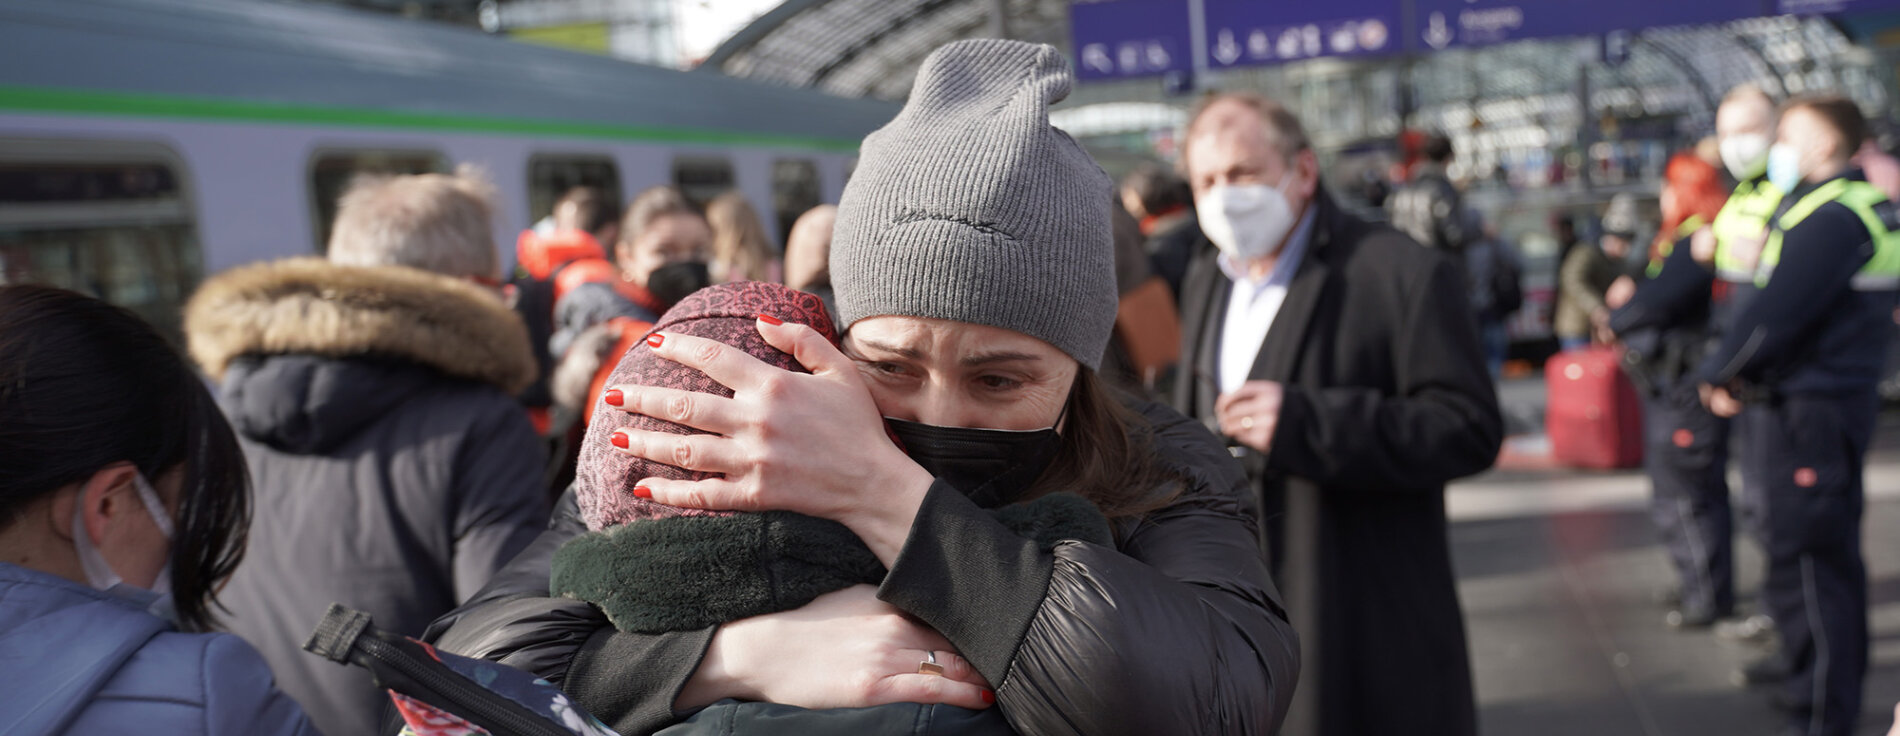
[
  {"x1": 755, "y1": 313, "x2": 783, "y2": 326},
  {"x1": 604, "y1": 389, "x2": 623, "y2": 407},
  {"x1": 633, "y1": 486, "x2": 652, "y2": 499},
  {"x1": 646, "y1": 333, "x2": 665, "y2": 348},
  {"x1": 981, "y1": 690, "x2": 995, "y2": 705},
  {"x1": 611, "y1": 432, "x2": 629, "y2": 449}
]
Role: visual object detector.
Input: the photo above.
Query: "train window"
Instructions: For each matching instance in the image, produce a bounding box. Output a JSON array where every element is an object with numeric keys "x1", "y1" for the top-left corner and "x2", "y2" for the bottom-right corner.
[
  {"x1": 672, "y1": 156, "x2": 734, "y2": 209},
  {"x1": 308, "y1": 149, "x2": 447, "y2": 253},
  {"x1": 0, "y1": 139, "x2": 202, "y2": 341},
  {"x1": 527, "y1": 155, "x2": 622, "y2": 226},
  {"x1": 772, "y1": 159, "x2": 822, "y2": 246}
]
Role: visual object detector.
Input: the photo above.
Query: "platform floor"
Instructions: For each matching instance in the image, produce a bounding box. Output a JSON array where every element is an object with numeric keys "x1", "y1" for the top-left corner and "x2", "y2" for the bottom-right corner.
[{"x1": 1449, "y1": 379, "x2": 1900, "y2": 735}]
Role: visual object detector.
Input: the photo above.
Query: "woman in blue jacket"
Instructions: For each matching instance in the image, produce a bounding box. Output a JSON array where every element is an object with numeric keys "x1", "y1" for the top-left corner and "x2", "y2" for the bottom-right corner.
[{"x1": 0, "y1": 285, "x2": 318, "y2": 736}]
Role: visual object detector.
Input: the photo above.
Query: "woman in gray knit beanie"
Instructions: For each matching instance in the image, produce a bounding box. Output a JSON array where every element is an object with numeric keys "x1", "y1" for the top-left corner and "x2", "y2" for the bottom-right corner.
[{"x1": 595, "y1": 39, "x2": 1298, "y2": 734}]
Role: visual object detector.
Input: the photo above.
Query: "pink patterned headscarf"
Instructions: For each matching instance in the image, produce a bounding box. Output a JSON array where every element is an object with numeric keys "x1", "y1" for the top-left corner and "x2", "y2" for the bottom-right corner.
[{"x1": 575, "y1": 282, "x2": 838, "y2": 531}]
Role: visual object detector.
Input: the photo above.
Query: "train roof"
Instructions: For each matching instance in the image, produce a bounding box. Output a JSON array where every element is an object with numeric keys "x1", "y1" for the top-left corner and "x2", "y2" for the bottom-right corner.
[{"x1": 0, "y1": 0, "x2": 898, "y2": 151}]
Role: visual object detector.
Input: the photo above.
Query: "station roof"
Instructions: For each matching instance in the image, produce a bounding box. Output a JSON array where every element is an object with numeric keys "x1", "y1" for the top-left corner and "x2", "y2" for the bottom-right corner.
[
  {"x1": 699, "y1": 0, "x2": 1070, "y2": 101},
  {"x1": 698, "y1": 2, "x2": 1887, "y2": 145}
]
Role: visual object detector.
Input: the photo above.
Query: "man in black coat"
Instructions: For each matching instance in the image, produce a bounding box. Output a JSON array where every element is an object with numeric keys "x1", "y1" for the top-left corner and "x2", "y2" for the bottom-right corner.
[{"x1": 1172, "y1": 92, "x2": 1502, "y2": 736}]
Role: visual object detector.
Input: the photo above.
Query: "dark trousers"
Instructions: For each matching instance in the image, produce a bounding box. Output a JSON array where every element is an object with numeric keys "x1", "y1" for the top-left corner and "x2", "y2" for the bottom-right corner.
[
  {"x1": 1640, "y1": 386, "x2": 1734, "y2": 615},
  {"x1": 1741, "y1": 394, "x2": 1875, "y2": 736}
]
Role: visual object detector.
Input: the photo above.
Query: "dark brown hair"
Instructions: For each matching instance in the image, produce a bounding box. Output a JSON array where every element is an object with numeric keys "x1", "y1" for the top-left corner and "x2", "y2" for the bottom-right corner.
[
  {"x1": 1783, "y1": 94, "x2": 1869, "y2": 162},
  {"x1": 618, "y1": 185, "x2": 702, "y2": 252},
  {"x1": 556, "y1": 185, "x2": 621, "y2": 237},
  {"x1": 1025, "y1": 368, "x2": 1182, "y2": 521},
  {"x1": 1121, "y1": 164, "x2": 1192, "y2": 216},
  {"x1": 0, "y1": 285, "x2": 251, "y2": 632}
]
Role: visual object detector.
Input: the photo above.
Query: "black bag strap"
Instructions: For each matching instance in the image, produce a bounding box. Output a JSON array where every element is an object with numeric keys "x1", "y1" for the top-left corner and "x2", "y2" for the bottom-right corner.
[{"x1": 303, "y1": 603, "x2": 574, "y2": 736}]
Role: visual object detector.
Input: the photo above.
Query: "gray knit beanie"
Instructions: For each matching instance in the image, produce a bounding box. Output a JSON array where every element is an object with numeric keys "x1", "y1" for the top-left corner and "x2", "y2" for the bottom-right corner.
[{"x1": 830, "y1": 39, "x2": 1118, "y2": 370}]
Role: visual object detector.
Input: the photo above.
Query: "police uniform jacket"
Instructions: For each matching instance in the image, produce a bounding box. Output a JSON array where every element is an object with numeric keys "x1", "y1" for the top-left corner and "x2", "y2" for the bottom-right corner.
[{"x1": 1695, "y1": 170, "x2": 1900, "y2": 397}]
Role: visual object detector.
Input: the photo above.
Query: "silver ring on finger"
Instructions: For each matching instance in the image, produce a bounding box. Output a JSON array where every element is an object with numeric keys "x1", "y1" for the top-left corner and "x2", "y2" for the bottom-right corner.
[
  {"x1": 918, "y1": 650, "x2": 946, "y2": 677},
  {"x1": 1240, "y1": 416, "x2": 1255, "y2": 430}
]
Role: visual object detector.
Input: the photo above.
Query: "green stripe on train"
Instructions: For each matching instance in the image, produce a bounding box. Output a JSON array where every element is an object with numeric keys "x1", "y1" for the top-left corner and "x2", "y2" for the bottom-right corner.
[{"x1": 0, "y1": 84, "x2": 862, "y2": 153}]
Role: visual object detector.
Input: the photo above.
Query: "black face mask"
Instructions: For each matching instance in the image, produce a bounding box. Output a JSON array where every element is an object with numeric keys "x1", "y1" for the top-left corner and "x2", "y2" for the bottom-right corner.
[
  {"x1": 886, "y1": 417, "x2": 1062, "y2": 508},
  {"x1": 647, "y1": 261, "x2": 711, "y2": 308}
]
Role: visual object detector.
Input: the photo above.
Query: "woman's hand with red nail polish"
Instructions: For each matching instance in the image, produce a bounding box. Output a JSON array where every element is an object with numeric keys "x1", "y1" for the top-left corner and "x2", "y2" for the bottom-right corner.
[{"x1": 600, "y1": 320, "x2": 934, "y2": 567}]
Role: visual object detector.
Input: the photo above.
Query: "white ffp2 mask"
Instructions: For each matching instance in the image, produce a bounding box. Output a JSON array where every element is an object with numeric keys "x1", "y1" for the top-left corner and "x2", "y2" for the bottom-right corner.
[
  {"x1": 1199, "y1": 178, "x2": 1298, "y2": 263},
  {"x1": 1719, "y1": 133, "x2": 1771, "y2": 180}
]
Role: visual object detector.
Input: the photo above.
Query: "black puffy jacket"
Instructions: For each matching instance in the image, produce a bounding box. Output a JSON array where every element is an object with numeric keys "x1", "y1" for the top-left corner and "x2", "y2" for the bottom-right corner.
[{"x1": 425, "y1": 398, "x2": 1299, "y2": 735}]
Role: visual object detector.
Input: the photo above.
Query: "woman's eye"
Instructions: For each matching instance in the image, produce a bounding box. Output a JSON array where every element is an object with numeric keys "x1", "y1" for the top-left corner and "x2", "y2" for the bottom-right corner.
[{"x1": 978, "y1": 375, "x2": 1023, "y2": 390}]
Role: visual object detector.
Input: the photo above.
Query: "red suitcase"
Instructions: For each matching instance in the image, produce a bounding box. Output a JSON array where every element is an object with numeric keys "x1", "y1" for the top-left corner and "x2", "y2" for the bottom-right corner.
[{"x1": 1545, "y1": 347, "x2": 1644, "y2": 469}]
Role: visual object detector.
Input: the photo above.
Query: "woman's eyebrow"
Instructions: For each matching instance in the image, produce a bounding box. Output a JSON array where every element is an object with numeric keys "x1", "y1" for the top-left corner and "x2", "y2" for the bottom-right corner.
[
  {"x1": 962, "y1": 351, "x2": 1042, "y2": 366},
  {"x1": 850, "y1": 338, "x2": 925, "y2": 360}
]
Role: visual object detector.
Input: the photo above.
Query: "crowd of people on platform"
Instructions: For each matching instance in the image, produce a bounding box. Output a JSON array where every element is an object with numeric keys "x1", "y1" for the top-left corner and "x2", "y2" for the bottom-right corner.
[{"x1": 2, "y1": 36, "x2": 1897, "y2": 736}]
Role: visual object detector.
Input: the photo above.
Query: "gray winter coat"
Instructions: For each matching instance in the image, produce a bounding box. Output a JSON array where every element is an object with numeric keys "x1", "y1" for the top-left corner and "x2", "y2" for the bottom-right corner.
[{"x1": 185, "y1": 258, "x2": 551, "y2": 736}]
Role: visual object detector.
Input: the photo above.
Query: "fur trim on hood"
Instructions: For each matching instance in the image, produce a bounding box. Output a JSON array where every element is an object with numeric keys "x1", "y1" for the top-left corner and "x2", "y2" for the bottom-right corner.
[{"x1": 185, "y1": 258, "x2": 536, "y2": 394}]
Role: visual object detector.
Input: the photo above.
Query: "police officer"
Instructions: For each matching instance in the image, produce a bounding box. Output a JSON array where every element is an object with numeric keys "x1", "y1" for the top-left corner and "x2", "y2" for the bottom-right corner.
[
  {"x1": 1695, "y1": 94, "x2": 1899, "y2": 736},
  {"x1": 1606, "y1": 153, "x2": 1741, "y2": 630},
  {"x1": 1609, "y1": 86, "x2": 1783, "y2": 632}
]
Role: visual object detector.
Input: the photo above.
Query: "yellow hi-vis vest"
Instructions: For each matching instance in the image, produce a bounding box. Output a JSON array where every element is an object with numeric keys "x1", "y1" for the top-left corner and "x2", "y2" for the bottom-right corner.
[
  {"x1": 1755, "y1": 177, "x2": 1900, "y2": 291},
  {"x1": 1712, "y1": 179, "x2": 1784, "y2": 283}
]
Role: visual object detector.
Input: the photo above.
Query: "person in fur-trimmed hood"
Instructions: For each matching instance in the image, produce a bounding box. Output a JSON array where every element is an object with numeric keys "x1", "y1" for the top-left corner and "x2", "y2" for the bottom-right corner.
[{"x1": 184, "y1": 171, "x2": 550, "y2": 736}]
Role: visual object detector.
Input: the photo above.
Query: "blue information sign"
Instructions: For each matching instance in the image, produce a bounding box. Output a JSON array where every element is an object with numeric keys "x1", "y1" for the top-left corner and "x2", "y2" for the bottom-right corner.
[
  {"x1": 1068, "y1": 0, "x2": 1787, "y2": 84},
  {"x1": 1413, "y1": 0, "x2": 1766, "y2": 49},
  {"x1": 1070, "y1": 0, "x2": 1193, "y2": 80},
  {"x1": 1200, "y1": 0, "x2": 1404, "y2": 68},
  {"x1": 1779, "y1": 0, "x2": 1900, "y2": 13}
]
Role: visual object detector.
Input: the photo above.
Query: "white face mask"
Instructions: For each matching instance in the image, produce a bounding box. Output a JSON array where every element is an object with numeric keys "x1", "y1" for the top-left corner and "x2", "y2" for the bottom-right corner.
[
  {"x1": 72, "y1": 473, "x2": 177, "y2": 621},
  {"x1": 1199, "y1": 176, "x2": 1299, "y2": 263},
  {"x1": 1719, "y1": 133, "x2": 1771, "y2": 180},
  {"x1": 1766, "y1": 142, "x2": 1806, "y2": 195}
]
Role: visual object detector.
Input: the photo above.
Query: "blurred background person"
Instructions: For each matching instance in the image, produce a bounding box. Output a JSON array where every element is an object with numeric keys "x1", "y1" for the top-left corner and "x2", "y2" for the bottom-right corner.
[
  {"x1": 512, "y1": 186, "x2": 622, "y2": 440},
  {"x1": 783, "y1": 203, "x2": 838, "y2": 321},
  {"x1": 706, "y1": 189, "x2": 781, "y2": 284},
  {"x1": 1387, "y1": 132, "x2": 1471, "y2": 256},
  {"x1": 546, "y1": 186, "x2": 716, "y2": 452},
  {"x1": 1120, "y1": 163, "x2": 1200, "y2": 301},
  {"x1": 518, "y1": 185, "x2": 619, "y2": 282},
  {"x1": 1462, "y1": 208, "x2": 1524, "y2": 379},
  {"x1": 186, "y1": 170, "x2": 549, "y2": 736},
  {"x1": 1700, "y1": 84, "x2": 1788, "y2": 654},
  {"x1": 552, "y1": 186, "x2": 713, "y2": 360},
  {"x1": 0, "y1": 285, "x2": 317, "y2": 736},
  {"x1": 1103, "y1": 195, "x2": 1181, "y2": 395},
  {"x1": 1692, "y1": 95, "x2": 1899, "y2": 736},
  {"x1": 1606, "y1": 152, "x2": 1740, "y2": 631},
  {"x1": 1173, "y1": 91, "x2": 1501, "y2": 736},
  {"x1": 1855, "y1": 139, "x2": 1900, "y2": 201},
  {"x1": 1556, "y1": 194, "x2": 1640, "y2": 351}
]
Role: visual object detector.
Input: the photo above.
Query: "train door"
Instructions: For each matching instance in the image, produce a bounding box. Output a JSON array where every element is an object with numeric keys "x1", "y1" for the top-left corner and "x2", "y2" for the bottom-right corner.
[
  {"x1": 0, "y1": 138, "x2": 202, "y2": 340},
  {"x1": 771, "y1": 158, "x2": 822, "y2": 248}
]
